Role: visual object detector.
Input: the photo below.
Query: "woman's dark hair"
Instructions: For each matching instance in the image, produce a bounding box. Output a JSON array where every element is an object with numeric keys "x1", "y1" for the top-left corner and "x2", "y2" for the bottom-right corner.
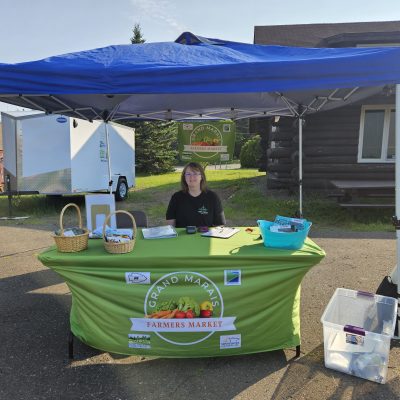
[{"x1": 180, "y1": 162, "x2": 207, "y2": 192}]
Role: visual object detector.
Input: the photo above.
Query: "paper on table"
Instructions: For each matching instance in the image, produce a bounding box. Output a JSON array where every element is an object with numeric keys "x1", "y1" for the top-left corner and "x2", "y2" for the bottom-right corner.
[
  {"x1": 201, "y1": 227, "x2": 240, "y2": 239},
  {"x1": 142, "y1": 225, "x2": 178, "y2": 239}
]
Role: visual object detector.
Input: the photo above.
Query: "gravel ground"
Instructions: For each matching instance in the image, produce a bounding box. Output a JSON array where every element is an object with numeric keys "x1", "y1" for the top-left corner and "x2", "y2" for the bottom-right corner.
[{"x1": 1, "y1": 223, "x2": 399, "y2": 400}]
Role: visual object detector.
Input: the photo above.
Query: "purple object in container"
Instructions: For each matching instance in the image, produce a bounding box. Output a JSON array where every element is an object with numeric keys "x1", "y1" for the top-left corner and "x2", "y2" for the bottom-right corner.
[
  {"x1": 357, "y1": 290, "x2": 374, "y2": 298},
  {"x1": 344, "y1": 324, "x2": 366, "y2": 336}
]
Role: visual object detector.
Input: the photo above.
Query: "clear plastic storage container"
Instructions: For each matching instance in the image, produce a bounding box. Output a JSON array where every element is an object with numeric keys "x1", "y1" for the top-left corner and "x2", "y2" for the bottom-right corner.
[{"x1": 320, "y1": 288, "x2": 398, "y2": 384}]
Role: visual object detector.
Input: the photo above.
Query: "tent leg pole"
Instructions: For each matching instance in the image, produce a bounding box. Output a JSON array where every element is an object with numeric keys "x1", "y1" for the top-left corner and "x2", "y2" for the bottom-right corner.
[
  {"x1": 298, "y1": 118, "x2": 303, "y2": 217},
  {"x1": 105, "y1": 122, "x2": 113, "y2": 194},
  {"x1": 395, "y1": 85, "x2": 400, "y2": 286},
  {"x1": 6, "y1": 175, "x2": 12, "y2": 218},
  {"x1": 394, "y1": 84, "x2": 400, "y2": 338}
]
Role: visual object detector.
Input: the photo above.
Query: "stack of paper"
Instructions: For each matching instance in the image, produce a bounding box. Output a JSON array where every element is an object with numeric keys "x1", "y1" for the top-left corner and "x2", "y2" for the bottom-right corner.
[
  {"x1": 105, "y1": 228, "x2": 133, "y2": 243},
  {"x1": 142, "y1": 225, "x2": 178, "y2": 239},
  {"x1": 201, "y1": 227, "x2": 239, "y2": 239}
]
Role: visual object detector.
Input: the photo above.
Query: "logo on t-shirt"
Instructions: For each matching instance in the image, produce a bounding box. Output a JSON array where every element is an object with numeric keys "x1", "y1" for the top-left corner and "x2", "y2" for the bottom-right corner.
[{"x1": 198, "y1": 206, "x2": 208, "y2": 215}]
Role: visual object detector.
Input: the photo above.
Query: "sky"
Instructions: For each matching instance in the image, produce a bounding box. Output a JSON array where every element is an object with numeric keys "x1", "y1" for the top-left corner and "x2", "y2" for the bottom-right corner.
[{"x1": 0, "y1": 0, "x2": 399, "y2": 111}]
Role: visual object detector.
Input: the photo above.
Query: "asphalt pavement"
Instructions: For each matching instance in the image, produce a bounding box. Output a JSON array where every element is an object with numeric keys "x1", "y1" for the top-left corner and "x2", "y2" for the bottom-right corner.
[{"x1": 1, "y1": 224, "x2": 400, "y2": 400}]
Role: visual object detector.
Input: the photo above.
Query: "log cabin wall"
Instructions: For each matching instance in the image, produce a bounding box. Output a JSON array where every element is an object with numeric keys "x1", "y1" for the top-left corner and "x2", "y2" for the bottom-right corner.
[{"x1": 266, "y1": 95, "x2": 395, "y2": 190}]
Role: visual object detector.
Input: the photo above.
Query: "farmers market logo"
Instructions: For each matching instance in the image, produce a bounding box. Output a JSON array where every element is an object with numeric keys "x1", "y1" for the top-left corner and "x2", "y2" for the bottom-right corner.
[
  {"x1": 129, "y1": 271, "x2": 236, "y2": 346},
  {"x1": 184, "y1": 124, "x2": 227, "y2": 158}
]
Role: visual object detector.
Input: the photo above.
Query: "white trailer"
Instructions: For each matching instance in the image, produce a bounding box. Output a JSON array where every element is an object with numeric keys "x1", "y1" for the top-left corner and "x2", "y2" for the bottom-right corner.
[{"x1": 1, "y1": 111, "x2": 135, "y2": 200}]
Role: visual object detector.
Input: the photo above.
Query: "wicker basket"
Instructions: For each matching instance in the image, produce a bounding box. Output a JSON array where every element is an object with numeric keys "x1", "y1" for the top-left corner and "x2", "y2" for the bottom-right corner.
[
  {"x1": 53, "y1": 203, "x2": 89, "y2": 253},
  {"x1": 103, "y1": 210, "x2": 137, "y2": 254}
]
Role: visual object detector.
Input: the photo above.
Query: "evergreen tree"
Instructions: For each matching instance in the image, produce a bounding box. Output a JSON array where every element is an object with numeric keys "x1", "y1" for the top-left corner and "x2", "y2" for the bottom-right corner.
[
  {"x1": 239, "y1": 135, "x2": 262, "y2": 168},
  {"x1": 127, "y1": 24, "x2": 178, "y2": 173},
  {"x1": 130, "y1": 23, "x2": 145, "y2": 44},
  {"x1": 126, "y1": 121, "x2": 178, "y2": 174}
]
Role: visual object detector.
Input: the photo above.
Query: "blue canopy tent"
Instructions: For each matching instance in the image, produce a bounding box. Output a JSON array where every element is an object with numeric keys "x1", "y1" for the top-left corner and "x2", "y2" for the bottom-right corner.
[
  {"x1": 0, "y1": 33, "x2": 400, "y2": 327},
  {"x1": 1, "y1": 33, "x2": 399, "y2": 210},
  {"x1": 1, "y1": 33, "x2": 399, "y2": 122}
]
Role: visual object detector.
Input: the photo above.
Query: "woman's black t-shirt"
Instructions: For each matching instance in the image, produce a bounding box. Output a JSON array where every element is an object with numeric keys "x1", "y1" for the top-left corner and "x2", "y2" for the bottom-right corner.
[{"x1": 166, "y1": 190, "x2": 225, "y2": 228}]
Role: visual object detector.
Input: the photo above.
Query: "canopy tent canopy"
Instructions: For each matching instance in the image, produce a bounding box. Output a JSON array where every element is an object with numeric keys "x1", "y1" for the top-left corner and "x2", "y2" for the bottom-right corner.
[
  {"x1": 1, "y1": 33, "x2": 400, "y2": 310},
  {"x1": 0, "y1": 32, "x2": 400, "y2": 121}
]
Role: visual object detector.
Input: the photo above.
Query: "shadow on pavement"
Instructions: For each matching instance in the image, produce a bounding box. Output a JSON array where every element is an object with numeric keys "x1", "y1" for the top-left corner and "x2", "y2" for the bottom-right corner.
[
  {"x1": 272, "y1": 344, "x2": 400, "y2": 400},
  {"x1": 1, "y1": 268, "x2": 291, "y2": 400},
  {"x1": 69, "y1": 347, "x2": 289, "y2": 400}
]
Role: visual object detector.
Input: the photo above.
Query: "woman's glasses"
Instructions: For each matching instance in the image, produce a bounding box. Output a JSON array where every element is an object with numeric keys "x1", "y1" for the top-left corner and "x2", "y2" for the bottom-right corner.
[{"x1": 185, "y1": 172, "x2": 201, "y2": 177}]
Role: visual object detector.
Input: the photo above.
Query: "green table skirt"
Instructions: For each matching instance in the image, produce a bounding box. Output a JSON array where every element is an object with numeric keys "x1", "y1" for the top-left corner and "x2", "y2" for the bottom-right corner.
[{"x1": 38, "y1": 228, "x2": 325, "y2": 358}]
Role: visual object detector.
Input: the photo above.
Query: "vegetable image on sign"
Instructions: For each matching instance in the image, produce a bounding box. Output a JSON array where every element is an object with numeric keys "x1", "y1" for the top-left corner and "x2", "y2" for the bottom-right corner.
[
  {"x1": 189, "y1": 124, "x2": 224, "y2": 159},
  {"x1": 175, "y1": 311, "x2": 186, "y2": 319},
  {"x1": 130, "y1": 271, "x2": 237, "y2": 346},
  {"x1": 200, "y1": 309, "x2": 213, "y2": 318},
  {"x1": 178, "y1": 121, "x2": 235, "y2": 163},
  {"x1": 200, "y1": 300, "x2": 213, "y2": 311}
]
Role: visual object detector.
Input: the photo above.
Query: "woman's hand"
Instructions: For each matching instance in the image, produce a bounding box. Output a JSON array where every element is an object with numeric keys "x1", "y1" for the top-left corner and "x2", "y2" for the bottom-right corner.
[{"x1": 166, "y1": 219, "x2": 176, "y2": 227}]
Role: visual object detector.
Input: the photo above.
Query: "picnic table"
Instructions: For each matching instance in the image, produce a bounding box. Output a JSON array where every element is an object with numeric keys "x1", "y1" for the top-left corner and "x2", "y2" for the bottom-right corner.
[{"x1": 330, "y1": 180, "x2": 395, "y2": 208}]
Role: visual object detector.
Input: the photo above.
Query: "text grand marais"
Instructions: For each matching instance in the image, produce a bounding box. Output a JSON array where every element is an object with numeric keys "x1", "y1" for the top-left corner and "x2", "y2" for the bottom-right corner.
[{"x1": 147, "y1": 273, "x2": 220, "y2": 309}]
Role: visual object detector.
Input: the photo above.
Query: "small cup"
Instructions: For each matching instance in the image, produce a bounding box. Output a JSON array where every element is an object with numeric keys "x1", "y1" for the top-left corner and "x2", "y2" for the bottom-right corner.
[
  {"x1": 186, "y1": 226, "x2": 197, "y2": 234},
  {"x1": 197, "y1": 226, "x2": 209, "y2": 233}
]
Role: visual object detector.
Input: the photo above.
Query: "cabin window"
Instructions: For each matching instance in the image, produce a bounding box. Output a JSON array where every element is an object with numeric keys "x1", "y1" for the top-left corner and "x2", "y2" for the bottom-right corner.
[{"x1": 358, "y1": 105, "x2": 395, "y2": 163}]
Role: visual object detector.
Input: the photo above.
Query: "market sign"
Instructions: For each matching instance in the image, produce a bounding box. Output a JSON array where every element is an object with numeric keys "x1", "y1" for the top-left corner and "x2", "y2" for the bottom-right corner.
[
  {"x1": 130, "y1": 271, "x2": 236, "y2": 346},
  {"x1": 178, "y1": 121, "x2": 236, "y2": 162}
]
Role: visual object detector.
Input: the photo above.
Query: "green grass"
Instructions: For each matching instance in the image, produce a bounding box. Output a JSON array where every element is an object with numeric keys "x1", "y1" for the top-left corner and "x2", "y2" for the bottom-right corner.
[{"x1": 0, "y1": 168, "x2": 394, "y2": 231}]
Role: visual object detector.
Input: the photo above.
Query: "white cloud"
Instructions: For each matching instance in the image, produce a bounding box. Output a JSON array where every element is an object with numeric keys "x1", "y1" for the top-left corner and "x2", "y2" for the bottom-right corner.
[{"x1": 129, "y1": 0, "x2": 187, "y2": 37}]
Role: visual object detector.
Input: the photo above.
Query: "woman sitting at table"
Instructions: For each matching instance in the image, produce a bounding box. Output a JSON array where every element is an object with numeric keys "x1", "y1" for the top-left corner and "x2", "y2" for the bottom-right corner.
[{"x1": 166, "y1": 162, "x2": 226, "y2": 228}]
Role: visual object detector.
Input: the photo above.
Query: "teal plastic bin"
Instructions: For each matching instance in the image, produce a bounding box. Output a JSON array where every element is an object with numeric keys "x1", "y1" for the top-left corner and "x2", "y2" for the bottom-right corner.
[{"x1": 257, "y1": 219, "x2": 312, "y2": 250}]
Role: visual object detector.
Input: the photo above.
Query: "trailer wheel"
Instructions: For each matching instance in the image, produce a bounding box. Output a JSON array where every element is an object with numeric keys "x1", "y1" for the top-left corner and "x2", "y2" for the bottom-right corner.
[{"x1": 115, "y1": 178, "x2": 128, "y2": 201}]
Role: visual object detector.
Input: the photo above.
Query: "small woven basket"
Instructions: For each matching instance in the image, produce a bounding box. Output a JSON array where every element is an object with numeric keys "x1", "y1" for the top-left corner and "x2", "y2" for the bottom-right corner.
[
  {"x1": 53, "y1": 203, "x2": 89, "y2": 253},
  {"x1": 103, "y1": 210, "x2": 137, "y2": 254}
]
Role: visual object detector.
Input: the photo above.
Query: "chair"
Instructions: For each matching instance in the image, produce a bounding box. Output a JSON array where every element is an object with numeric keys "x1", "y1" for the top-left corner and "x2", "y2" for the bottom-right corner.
[{"x1": 116, "y1": 210, "x2": 148, "y2": 228}]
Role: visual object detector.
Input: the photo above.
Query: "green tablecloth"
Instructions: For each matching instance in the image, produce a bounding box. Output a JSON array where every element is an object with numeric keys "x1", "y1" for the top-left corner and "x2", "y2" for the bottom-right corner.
[{"x1": 38, "y1": 228, "x2": 325, "y2": 358}]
